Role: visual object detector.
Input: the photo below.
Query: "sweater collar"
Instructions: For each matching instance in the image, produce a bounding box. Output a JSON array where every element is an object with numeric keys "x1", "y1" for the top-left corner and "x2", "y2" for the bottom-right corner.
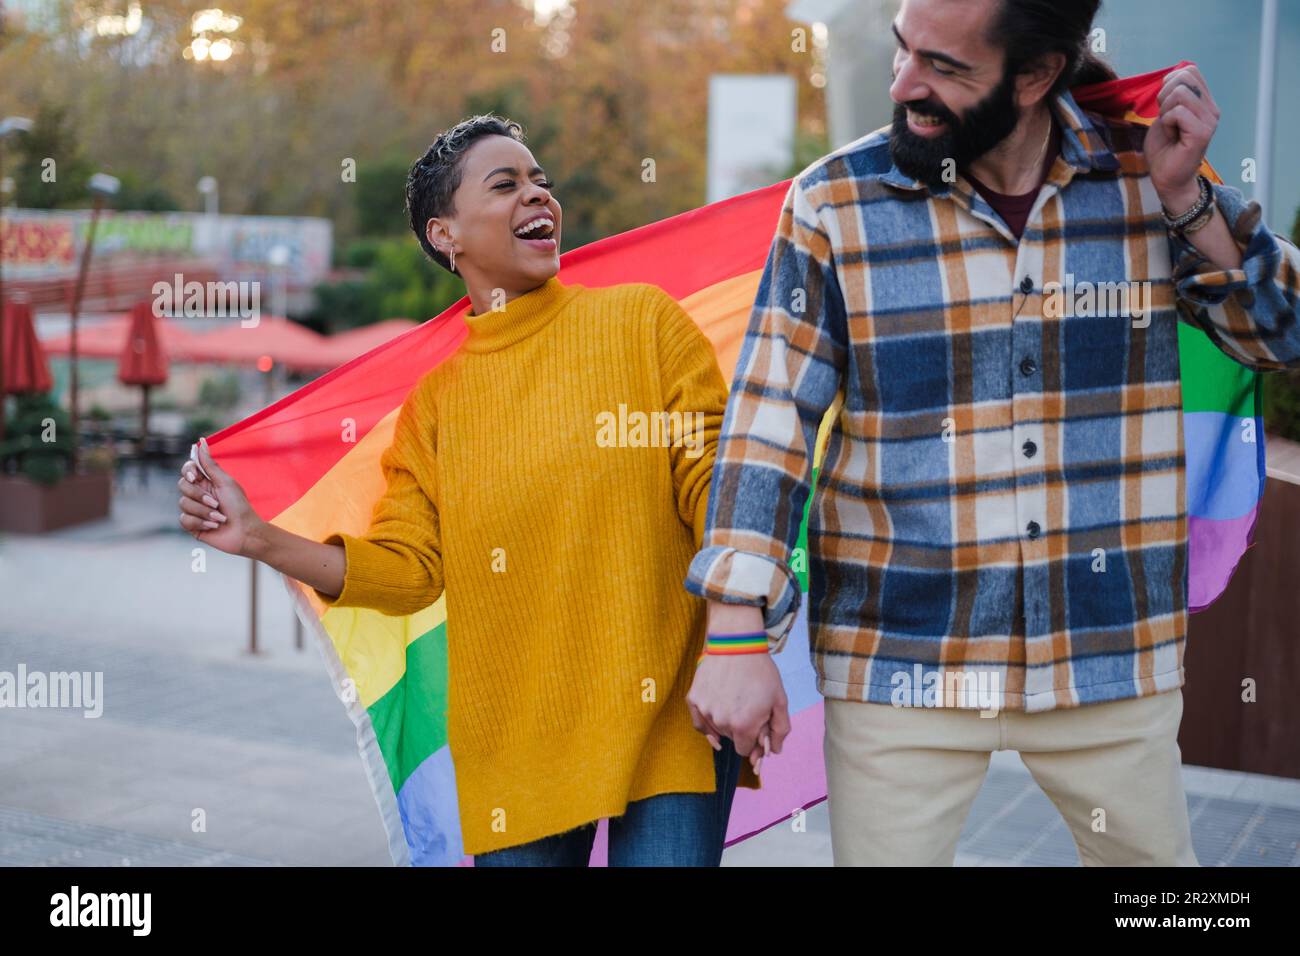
[{"x1": 461, "y1": 276, "x2": 582, "y2": 352}]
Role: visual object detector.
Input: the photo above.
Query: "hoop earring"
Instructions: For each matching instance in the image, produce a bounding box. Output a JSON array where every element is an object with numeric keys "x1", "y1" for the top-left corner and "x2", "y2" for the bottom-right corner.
[{"x1": 448, "y1": 247, "x2": 457, "y2": 273}]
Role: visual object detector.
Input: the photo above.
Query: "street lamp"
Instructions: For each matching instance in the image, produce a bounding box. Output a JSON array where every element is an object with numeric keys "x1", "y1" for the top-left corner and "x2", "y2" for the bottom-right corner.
[
  {"x1": 0, "y1": 115, "x2": 33, "y2": 443},
  {"x1": 197, "y1": 175, "x2": 218, "y2": 216},
  {"x1": 66, "y1": 172, "x2": 120, "y2": 471}
]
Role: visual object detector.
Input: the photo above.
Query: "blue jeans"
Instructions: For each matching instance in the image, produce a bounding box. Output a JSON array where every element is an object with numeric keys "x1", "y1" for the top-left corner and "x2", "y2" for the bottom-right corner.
[{"x1": 474, "y1": 737, "x2": 743, "y2": 867}]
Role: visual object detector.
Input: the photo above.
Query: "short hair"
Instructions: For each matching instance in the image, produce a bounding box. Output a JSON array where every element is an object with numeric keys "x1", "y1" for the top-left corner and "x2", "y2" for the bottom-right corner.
[
  {"x1": 988, "y1": 0, "x2": 1115, "y2": 98},
  {"x1": 405, "y1": 114, "x2": 525, "y2": 273}
]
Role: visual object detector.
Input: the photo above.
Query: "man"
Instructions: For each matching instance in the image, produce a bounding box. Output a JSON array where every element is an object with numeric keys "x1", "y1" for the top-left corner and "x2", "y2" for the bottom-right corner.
[{"x1": 685, "y1": 0, "x2": 1300, "y2": 866}]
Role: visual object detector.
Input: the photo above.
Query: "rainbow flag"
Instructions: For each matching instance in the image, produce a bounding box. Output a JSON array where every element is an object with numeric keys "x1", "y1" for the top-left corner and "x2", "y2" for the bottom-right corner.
[{"x1": 207, "y1": 63, "x2": 1263, "y2": 865}]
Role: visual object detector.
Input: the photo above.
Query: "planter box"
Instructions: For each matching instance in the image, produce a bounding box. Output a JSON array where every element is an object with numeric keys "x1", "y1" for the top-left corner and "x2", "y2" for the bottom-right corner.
[
  {"x1": 1182, "y1": 434, "x2": 1300, "y2": 779},
  {"x1": 0, "y1": 471, "x2": 113, "y2": 533}
]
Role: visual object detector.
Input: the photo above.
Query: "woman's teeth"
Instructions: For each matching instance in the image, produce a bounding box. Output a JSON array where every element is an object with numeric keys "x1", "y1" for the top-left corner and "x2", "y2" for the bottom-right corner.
[{"x1": 513, "y1": 217, "x2": 555, "y2": 239}]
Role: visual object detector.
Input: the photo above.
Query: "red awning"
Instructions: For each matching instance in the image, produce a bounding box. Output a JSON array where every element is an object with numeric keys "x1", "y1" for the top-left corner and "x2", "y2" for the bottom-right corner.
[
  {"x1": 3, "y1": 300, "x2": 54, "y2": 394},
  {"x1": 118, "y1": 300, "x2": 169, "y2": 387},
  {"x1": 41, "y1": 312, "x2": 418, "y2": 374},
  {"x1": 181, "y1": 316, "x2": 333, "y2": 372},
  {"x1": 41, "y1": 313, "x2": 205, "y2": 361}
]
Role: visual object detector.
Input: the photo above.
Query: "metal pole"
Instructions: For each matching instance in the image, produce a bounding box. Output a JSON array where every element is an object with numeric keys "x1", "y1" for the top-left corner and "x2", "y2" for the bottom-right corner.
[
  {"x1": 67, "y1": 196, "x2": 105, "y2": 472},
  {"x1": 139, "y1": 383, "x2": 150, "y2": 489},
  {"x1": 1253, "y1": 0, "x2": 1279, "y2": 220},
  {"x1": 249, "y1": 366, "x2": 275, "y2": 657},
  {"x1": 249, "y1": 558, "x2": 259, "y2": 655}
]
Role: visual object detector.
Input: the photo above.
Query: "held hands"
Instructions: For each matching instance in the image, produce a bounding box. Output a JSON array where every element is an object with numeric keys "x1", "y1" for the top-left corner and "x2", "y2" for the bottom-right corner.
[
  {"x1": 176, "y1": 436, "x2": 261, "y2": 557},
  {"x1": 1146, "y1": 64, "x2": 1220, "y2": 213},
  {"x1": 686, "y1": 602, "x2": 792, "y2": 775}
]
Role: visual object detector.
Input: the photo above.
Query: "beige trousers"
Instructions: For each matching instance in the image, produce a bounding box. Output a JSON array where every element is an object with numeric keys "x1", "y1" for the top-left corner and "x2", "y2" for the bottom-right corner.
[{"x1": 824, "y1": 688, "x2": 1199, "y2": 866}]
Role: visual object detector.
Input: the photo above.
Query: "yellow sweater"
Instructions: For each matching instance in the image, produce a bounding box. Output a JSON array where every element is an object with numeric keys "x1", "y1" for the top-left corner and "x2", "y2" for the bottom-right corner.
[{"x1": 312, "y1": 276, "x2": 758, "y2": 855}]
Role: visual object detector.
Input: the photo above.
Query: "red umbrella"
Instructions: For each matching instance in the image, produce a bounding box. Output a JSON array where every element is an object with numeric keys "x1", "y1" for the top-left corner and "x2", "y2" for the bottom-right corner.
[
  {"x1": 3, "y1": 299, "x2": 53, "y2": 394},
  {"x1": 117, "y1": 300, "x2": 169, "y2": 443},
  {"x1": 1, "y1": 299, "x2": 54, "y2": 441}
]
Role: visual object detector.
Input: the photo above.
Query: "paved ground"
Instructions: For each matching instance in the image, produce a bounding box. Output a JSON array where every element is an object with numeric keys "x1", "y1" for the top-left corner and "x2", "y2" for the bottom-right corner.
[{"x1": 2, "y1": 471, "x2": 1298, "y2": 866}]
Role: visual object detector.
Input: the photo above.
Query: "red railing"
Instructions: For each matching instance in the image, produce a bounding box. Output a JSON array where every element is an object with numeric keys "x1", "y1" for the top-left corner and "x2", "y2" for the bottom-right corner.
[{"x1": 6, "y1": 258, "x2": 222, "y2": 314}]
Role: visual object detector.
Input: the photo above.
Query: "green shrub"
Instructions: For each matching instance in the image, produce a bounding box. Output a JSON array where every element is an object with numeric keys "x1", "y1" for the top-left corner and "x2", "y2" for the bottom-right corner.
[
  {"x1": 0, "y1": 393, "x2": 74, "y2": 486},
  {"x1": 20, "y1": 454, "x2": 67, "y2": 486},
  {"x1": 1261, "y1": 206, "x2": 1300, "y2": 441},
  {"x1": 1264, "y1": 370, "x2": 1300, "y2": 442},
  {"x1": 308, "y1": 237, "x2": 465, "y2": 333},
  {"x1": 198, "y1": 372, "x2": 241, "y2": 410}
]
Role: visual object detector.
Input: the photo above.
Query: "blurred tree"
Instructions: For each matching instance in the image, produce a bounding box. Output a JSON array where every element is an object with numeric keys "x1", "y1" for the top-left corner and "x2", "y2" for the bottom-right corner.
[
  {"x1": 113, "y1": 171, "x2": 181, "y2": 211},
  {"x1": 0, "y1": 0, "x2": 820, "y2": 239},
  {"x1": 10, "y1": 103, "x2": 92, "y2": 208},
  {"x1": 355, "y1": 156, "x2": 414, "y2": 237},
  {"x1": 308, "y1": 236, "x2": 464, "y2": 331}
]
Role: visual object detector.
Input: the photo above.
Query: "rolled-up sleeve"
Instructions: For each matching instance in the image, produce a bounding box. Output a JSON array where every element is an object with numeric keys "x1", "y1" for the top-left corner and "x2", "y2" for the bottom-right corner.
[{"x1": 1171, "y1": 182, "x2": 1300, "y2": 371}]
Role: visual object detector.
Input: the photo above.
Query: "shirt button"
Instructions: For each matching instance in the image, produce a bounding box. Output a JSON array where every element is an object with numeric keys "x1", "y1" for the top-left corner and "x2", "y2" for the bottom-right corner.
[
  {"x1": 1022, "y1": 439, "x2": 1037, "y2": 458},
  {"x1": 1026, "y1": 520, "x2": 1041, "y2": 539},
  {"x1": 1019, "y1": 275, "x2": 1034, "y2": 293},
  {"x1": 1019, "y1": 357, "x2": 1037, "y2": 376}
]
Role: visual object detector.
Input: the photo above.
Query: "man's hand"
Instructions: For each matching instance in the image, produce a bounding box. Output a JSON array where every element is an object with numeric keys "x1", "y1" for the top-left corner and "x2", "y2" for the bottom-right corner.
[
  {"x1": 1146, "y1": 64, "x2": 1220, "y2": 212},
  {"x1": 1145, "y1": 64, "x2": 1244, "y2": 271}
]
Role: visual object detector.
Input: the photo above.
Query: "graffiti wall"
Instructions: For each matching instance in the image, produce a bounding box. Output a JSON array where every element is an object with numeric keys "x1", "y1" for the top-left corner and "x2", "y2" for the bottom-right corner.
[{"x1": 0, "y1": 209, "x2": 332, "y2": 285}]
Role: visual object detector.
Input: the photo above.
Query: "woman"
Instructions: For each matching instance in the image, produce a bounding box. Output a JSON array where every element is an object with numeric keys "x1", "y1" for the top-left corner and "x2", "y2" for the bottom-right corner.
[{"x1": 177, "y1": 114, "x2": 760, "y2": 866}]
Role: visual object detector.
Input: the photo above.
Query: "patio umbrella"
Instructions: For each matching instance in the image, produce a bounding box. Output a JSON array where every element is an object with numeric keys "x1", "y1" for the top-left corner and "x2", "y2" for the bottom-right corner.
[
  {"x1": 117, "y1": 300, "x2": 169, "y2": 444},
  {"x1": 1, "y1": 299, "x2": 54, "y2": 441}
]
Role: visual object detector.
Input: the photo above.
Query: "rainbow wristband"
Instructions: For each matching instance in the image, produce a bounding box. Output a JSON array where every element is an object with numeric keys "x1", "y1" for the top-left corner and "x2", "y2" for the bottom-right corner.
[{"x1": 697, "y1": 631, "x2": 770, "y2": 665}]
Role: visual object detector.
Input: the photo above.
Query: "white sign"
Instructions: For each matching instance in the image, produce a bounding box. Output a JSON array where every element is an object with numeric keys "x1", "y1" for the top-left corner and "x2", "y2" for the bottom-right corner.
[{"x1": 707, "y1": 74, "x2": 798, "y2": 203}]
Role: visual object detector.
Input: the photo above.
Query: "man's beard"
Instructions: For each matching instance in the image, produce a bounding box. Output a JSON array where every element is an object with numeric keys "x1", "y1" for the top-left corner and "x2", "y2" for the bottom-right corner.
[{"x1": 889, "y1": 66, "x2": 1023, "y2": 191}]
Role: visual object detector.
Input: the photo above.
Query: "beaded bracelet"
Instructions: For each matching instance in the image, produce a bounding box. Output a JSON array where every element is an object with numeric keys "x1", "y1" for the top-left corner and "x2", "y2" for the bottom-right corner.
[{"x1": 1161, "y1": 174, "x2": 1214, "y2": 235}]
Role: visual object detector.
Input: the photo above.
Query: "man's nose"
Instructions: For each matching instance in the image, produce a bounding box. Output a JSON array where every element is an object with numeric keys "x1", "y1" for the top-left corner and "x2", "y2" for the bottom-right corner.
[{"x1": 889, "y1": 55, "x2": 929, "y2": 106}]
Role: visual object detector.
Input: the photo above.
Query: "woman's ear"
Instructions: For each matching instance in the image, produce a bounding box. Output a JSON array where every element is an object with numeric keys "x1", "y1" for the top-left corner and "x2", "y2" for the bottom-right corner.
[{"x1": 426, "y1": 217, "x2": 454, "y2": 255}]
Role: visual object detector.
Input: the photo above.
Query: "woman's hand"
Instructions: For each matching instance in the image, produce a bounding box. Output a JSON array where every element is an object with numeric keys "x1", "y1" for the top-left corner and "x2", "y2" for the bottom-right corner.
[
  {"x1": 177, "y1": 436, "x2": 261, "y2": 556},
  {"x1": 687, "y1": 651, "x2": 790, "y2": 773}
]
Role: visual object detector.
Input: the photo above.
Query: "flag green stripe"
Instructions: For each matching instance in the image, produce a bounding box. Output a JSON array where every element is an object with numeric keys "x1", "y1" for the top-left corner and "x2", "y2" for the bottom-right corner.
[
  {"x1": 367, "y1": 621, "x2": 450, "y2": 795},
  {"x1": 1178, "y1": 324, "x2": 1257, "y2": 417}
]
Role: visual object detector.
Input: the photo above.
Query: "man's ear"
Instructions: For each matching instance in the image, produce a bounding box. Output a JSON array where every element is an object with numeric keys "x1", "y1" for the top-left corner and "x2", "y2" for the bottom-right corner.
[{"x1": 1015, "y1": 51, "x2": 1067, "y2": 107}]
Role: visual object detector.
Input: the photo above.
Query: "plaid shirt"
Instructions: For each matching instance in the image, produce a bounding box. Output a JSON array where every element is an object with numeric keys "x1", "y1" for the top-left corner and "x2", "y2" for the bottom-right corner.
[{"x1": 686, "y1": 89, "x2": 1300, "y2": 713}]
